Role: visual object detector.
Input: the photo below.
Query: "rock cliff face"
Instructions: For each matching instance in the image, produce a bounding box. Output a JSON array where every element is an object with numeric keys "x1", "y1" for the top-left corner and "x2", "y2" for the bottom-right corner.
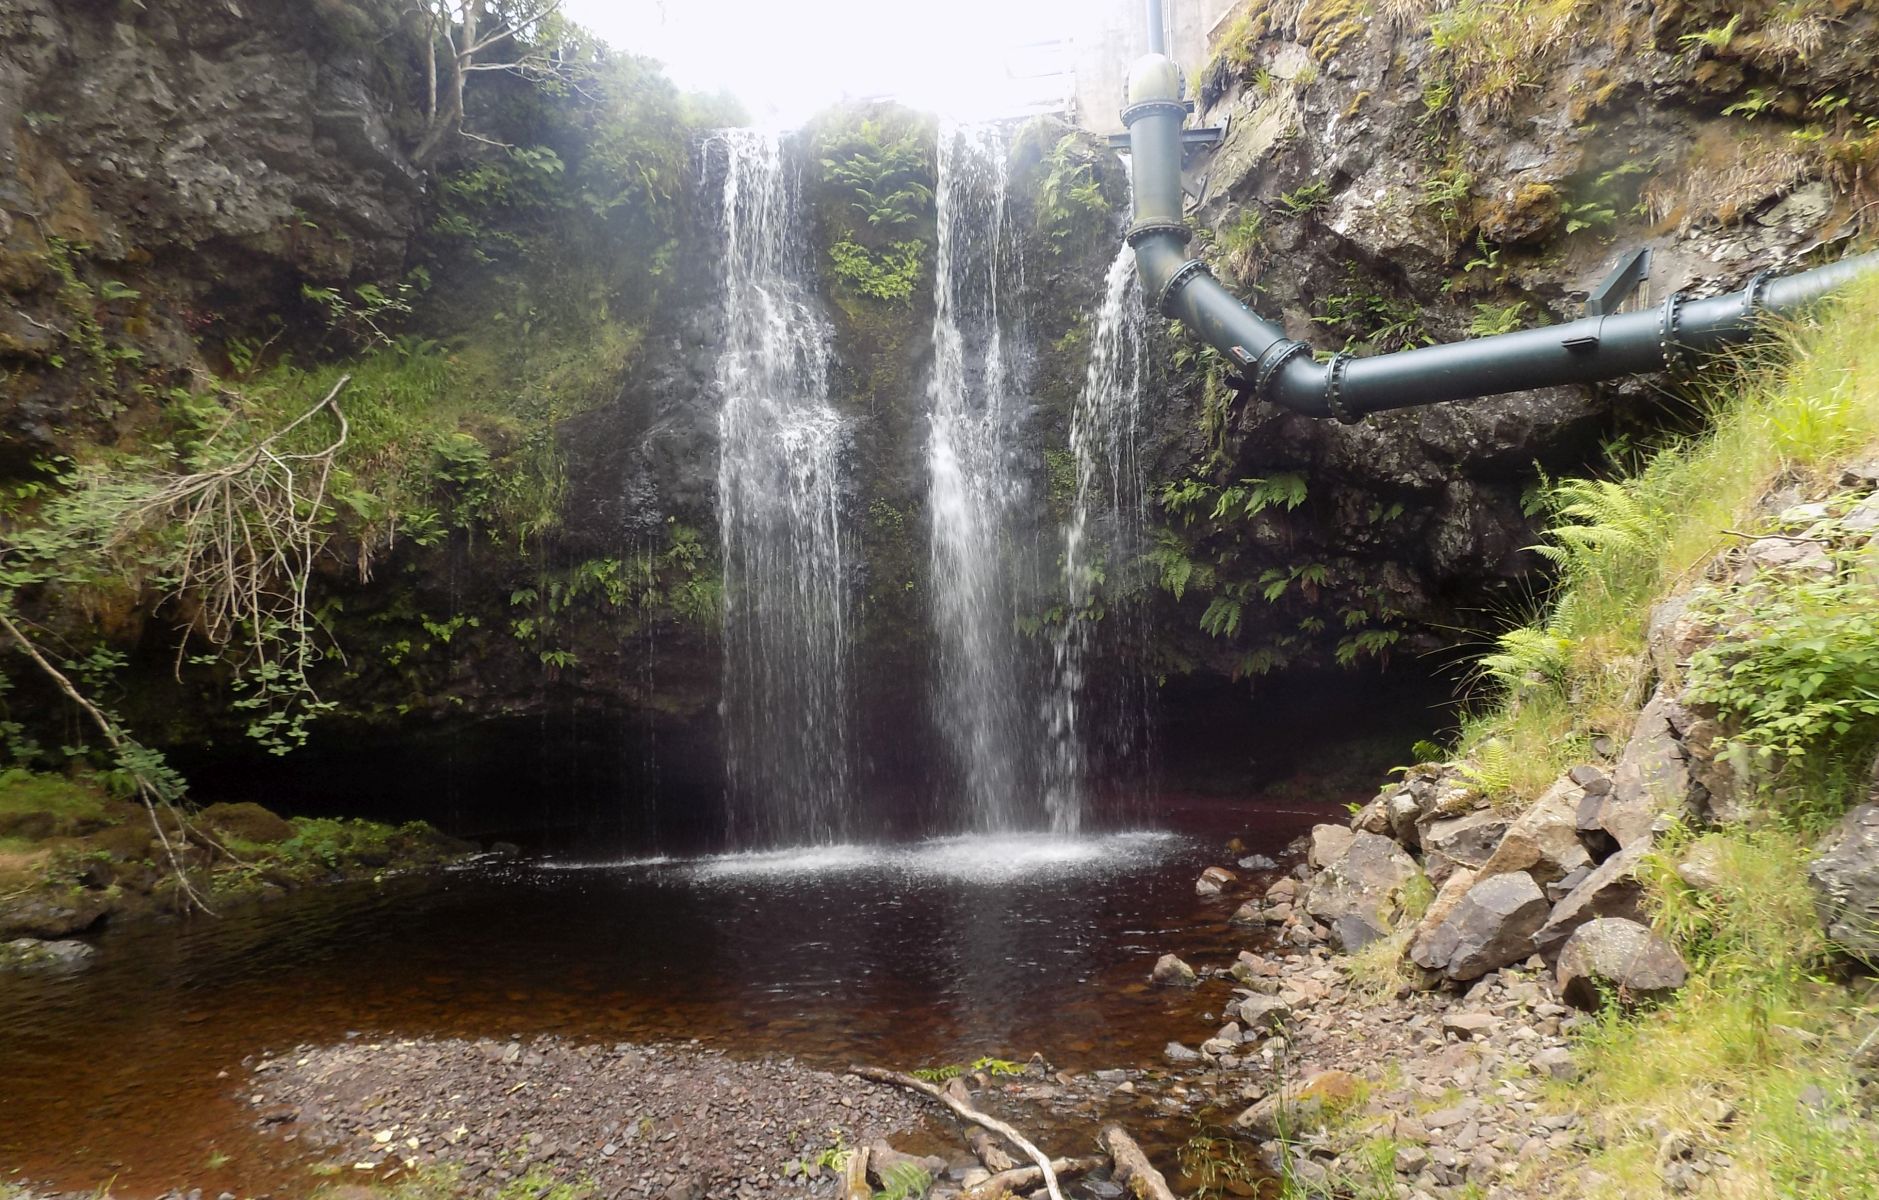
[{"x1": 0, "y1": 0, "x2": 421, "y2": 459}]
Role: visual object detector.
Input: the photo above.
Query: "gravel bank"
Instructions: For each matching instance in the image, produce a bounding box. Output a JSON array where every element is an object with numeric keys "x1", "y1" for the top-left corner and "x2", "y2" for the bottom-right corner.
[{"x1": 246, "y1": 1038, "x2": 935, "y2": 1196}]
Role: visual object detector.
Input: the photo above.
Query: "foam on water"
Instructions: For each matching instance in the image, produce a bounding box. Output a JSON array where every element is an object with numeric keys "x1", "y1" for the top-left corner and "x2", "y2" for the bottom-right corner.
[{"x1": 538, "y1": 830, "x2": 1185, "y2": 885}]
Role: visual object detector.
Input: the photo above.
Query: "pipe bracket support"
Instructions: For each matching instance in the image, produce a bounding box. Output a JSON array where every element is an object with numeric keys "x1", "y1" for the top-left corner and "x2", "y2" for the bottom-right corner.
[
  {"x1": 1325, "y1": 351, "x2": 1361, "y2": 424},
  {"x1": 1156, "y1": 258, "x2": 1213, "y2": 316},
  {"x1": 1126, "y1": 218, "x2": 1192, "y2": 247},
  {"x1": 1121, "y1": 99, "x2": 1189, "y2": 126}
]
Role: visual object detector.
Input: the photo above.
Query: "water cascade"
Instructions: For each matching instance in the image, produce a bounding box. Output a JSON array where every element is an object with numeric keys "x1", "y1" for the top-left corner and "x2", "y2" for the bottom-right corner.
[
  {"x1": 709, "y1": 129, "x2": 856, "y2": 846},
  {"x1": 925, "y1": 124, "x2": 1043, "y2": 831},
  {"x1": 1043, "y1": 245, "x2": 1152, "y2": 833}
]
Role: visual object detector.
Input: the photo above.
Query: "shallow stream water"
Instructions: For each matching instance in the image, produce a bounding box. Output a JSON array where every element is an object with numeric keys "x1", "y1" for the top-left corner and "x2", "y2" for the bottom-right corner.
[{"x1": 0, "y1": 793, "x2": 1342, "y2": 1196}]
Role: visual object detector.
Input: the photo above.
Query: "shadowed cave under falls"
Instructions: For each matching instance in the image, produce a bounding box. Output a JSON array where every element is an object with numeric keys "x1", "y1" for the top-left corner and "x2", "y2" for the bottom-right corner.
[{"x1": 710, "y1": 122, "x2": 1158, "y2": 849}]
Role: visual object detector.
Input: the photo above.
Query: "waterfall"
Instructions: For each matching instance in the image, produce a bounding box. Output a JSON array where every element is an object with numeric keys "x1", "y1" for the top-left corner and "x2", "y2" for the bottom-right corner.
[
  {"x1": 1044, "y1": 245, "x2": 1153, "y2": 833},
  {"x1": 926, "y1": 123, "x2": 1041, "y2": 832},
  {"x1": 709, "y1": 129, "x2": 855, "y2": 847}
]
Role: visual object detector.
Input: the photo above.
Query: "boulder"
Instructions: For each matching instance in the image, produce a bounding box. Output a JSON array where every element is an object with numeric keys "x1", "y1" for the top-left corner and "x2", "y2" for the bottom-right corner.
[
  {"x1": 1302, "y1": 832, "x2": 1422, "y2": 949},
  {"x1": 1646, "y1": 591, "x2": 1715, "y2": 689},
  {"x1": 1229, "y1": 901, "x2": 1262, "y2": 925},
  {"x1": 1164, "y1": 1041, "x2": 1202, "y2": 1064},
  {"x1": 1477, "y1": 776, "x2": 1592, "y2": 887},
  {"x1": 1411, "y1": 866, "x2": 1478, "y2": 943},
  {"x1": 0, "y1": 891, "x2": 110, "y2": 940},
  {"x1": 1150, "y1": 953, "x2": 1197, "y2": 987},
  {"x1": 1266, "y1": 876, "x2": 1299, "y2": 902},
  {"x1": 1233, "y1": 1070, "x2": 1362, "y2": 1136},
  {"x1": 1, "y1": 937, "x2": 97, "y2": 971},
  {"x1": 1531, "y1": 1047, "x2": 1578, "y2": 1081},
  {"x1": 198, "y1": 800, "x2": 295, "y2": 845},
  {"x1": 1307, "y1": 825, "x2": 1354, "y2": 870},
  {"x1": 1235, "y1": 994, "x2": 1293, "y2": 1032},
  {"x1": 1595, "y1": 688, "x2": 1692, "y2": 849},
  {"x1": 1420, "y1": 809, "x2": 1511, "y2": 885},
  {"x1": 1674, "y1": 841, "x2": 1730, "y2": 895},
  {"x1": 1409, "y1": 871, "x2": 1550, "y2": 981},
  {"x1": 1196, "y1": 866, "x2": 1237, "y2": 897},
  {"x1": 1351, "y1": 794, "x2": 1393, "y2": 835},
  {"x1": 1555, "y1": 918, "x2": 1688, "y2": 1009},
  {"x1": 1546, "y1": 864, "x2": 1592, "y2": 904},
  {"x1": 1331, "y1": 914, "x2": 1390, "y2": 951},
  {"x1": 1535, "y1": 843, "x2": 1648, "y2": 953},
  {"x1": 1734, "y1": 535, "x2": 1832, "y2": 584},
  {"x1": 1808, "y1": 803, "x2": 1879, "y2": 966},
  {"x1": 1386, "y1": 789, "x2": 1423, "y2": 846},
  {"x1": 1237, "y1": 854, "x2": 1279, "y2": 871}
]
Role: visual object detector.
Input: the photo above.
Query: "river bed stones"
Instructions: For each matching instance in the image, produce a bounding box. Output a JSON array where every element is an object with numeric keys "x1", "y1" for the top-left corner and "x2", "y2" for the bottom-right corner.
[
  {"x1": 1195, "y1": 866, "x2": 1237, "y2": 897},
  {"x1": 1151, "y1": 952, "x2": 1198, "y2": 986}
]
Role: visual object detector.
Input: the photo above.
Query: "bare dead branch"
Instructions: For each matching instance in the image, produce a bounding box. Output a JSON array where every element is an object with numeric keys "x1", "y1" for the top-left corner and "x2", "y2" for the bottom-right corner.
[{"x1": 847, "y1": 1066, "x2": 1065, "y2": 1200}]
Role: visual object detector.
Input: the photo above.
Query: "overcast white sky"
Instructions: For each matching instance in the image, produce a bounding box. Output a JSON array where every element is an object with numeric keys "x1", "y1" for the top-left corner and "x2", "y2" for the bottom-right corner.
[{"x1": 560, "y1": 0, "x2": 1085, "y2": 125}]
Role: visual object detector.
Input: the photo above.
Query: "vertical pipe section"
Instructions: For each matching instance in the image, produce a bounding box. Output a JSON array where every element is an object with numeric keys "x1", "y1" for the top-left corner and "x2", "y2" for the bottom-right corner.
[
  {"x1": 1145, "y1": 0, "x2": 1167, "y2": 54},
  {"x1": 1120, "y1": 30, "x2": 1879, "y2": 422}
]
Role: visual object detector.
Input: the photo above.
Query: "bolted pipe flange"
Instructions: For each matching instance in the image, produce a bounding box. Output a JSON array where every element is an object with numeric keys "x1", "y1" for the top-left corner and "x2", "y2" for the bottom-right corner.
[
  {"x1": 1658, "y1": 291, "x2": 1691, "y2": 373},
  {"x1": 1325, "y1": 351, "x2": 1361, "y2": 424},
  {"x1": 1741, "y1": 268, "x2": 1776, "y2": 322},
  {"x1": 1156, "y1": 258, "x2": 1214, "y2": 316},
  {"x1": 1252, "y1": 338, "x2": 1311, "y2": 406},
  {"x1": 1121, "y1": 98, "x2": 1189, "y2": 126},
  {"x1": 1126, "y1": 218, "x2": 1192, "y2": 247}
]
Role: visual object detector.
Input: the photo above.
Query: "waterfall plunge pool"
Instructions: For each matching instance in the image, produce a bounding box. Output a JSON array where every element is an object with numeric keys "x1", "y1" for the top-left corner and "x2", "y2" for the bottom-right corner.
[{"x1": 0, "y1": 794, "x2": 1338, "y2": 1195}]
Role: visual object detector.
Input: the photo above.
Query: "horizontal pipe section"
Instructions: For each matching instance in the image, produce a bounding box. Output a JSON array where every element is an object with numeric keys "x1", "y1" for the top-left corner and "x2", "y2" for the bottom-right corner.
[{"x1": 1121, "y1": 47, "x2": 1879, "y2": 422}]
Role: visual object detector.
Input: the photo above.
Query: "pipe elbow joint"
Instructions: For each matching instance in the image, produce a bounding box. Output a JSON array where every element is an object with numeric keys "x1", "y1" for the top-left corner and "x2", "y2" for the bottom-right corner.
[{"x1": 1125, "y1": 54, "x2": 1183, "y2": 107}]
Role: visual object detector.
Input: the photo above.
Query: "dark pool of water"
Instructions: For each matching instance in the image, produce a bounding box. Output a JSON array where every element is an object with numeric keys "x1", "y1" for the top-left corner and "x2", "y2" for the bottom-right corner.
[{"x1": 0, "y1": 793, "x2": 1342, "y2": 1196}]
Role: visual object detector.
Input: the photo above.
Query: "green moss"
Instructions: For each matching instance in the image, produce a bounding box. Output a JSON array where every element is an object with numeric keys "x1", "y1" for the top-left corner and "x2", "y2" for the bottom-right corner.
[{"x1": 0, "y1": 768, "x2": 109, "y2": 827}]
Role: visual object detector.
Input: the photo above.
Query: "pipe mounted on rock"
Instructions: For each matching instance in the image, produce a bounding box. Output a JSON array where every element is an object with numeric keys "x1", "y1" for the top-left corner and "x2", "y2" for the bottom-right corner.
[{"x1": 1120, "y1": 15, "x2": 1878, "y2": 422}]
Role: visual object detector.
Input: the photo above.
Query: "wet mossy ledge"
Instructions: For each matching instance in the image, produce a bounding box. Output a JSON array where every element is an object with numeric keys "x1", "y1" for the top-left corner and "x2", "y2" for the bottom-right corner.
[{"x1": 0, "y1": 767, "x2": 478, "y2": 957}]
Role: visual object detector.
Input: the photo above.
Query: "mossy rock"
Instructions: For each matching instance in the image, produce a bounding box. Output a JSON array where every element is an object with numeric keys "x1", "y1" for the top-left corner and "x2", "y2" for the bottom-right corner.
[
  {"x1": 198, "y1": 801, "x2": 296, "y2": 845},
  {"x1": 1477, "y1": 181, "x2": 1562, "y2": 246}
]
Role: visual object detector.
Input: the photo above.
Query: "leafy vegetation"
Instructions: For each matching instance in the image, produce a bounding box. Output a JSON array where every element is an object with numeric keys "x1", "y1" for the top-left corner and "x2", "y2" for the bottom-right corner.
[
  {"x1": 1032, "y1": 134, "x2": 1112, "y2": 257},
  {"x1": 829, "y1": 238, "x2": 926, "y2": 306},
  {"x1": 821, "y1": 118, "x2": 935, "y2": 231}
]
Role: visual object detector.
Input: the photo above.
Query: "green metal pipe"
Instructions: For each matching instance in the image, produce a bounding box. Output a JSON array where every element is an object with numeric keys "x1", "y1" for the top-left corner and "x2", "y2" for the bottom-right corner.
[{"x1": 1121, "y1": 25, "x2": 1879, "y2": 423}]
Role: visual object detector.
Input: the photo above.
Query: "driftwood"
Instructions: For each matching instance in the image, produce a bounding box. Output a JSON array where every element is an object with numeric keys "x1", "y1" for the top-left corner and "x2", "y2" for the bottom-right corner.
[
  {"x1": 962, "y1": 1155, "x2": 1103, "y2": 1199},
  {"x1": 1099, "y1": 1125, "x2": 1179, "y2": 1200},
  {"x1": 849, "y1": 1066, "x2": 1065, "y2": 1200},
  {"x1": 969, "y1": 1125, "x2": 1018, "y2": 1173},
  {"x1": 841, "y1": 1144, "x2": 872, "y2": 1200}
]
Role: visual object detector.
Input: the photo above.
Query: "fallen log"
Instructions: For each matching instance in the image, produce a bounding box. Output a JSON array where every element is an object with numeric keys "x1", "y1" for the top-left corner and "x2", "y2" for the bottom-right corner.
[
  {"x1": 849, "y1": 1066, "x2": 1065, "y2": 1200},
  {"x1": 1100, "y1": 1125, "x2": 1178, "y2": 1200},
  {"x1": 969, "y1": 1126, "x2": 1017, "y2": 1173},
  {"x1": 962, "y1": 1155, "x2": 1103, "y2": 1199}
]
